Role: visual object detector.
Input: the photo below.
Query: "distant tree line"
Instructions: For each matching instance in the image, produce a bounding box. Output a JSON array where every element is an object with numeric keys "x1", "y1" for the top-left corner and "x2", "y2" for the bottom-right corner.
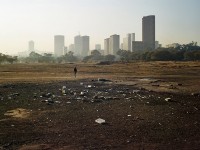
[
  {"x1": 0, "y1": 53, "x2": 18, "y2": 64},
  {"x1": 20, "y1": 51, "x2": 78, "y2": 63},
  {"x1": 82, "y1": 50, "x2": 115, "y2": 63},
  {"x1": 117, "y1": 42, "x2": 200, "y2": 62}
]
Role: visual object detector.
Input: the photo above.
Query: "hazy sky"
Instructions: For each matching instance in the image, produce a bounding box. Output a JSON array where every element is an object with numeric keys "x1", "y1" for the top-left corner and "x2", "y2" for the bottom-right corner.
[{"x1": 0, "y1": 0, "x2": 199, "y2": 55}]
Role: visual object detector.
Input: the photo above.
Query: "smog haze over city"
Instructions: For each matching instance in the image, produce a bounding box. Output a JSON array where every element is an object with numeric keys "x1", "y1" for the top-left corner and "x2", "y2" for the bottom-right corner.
[{"x1": 0, "y1": 0, "x2": 199, "y2": 55}]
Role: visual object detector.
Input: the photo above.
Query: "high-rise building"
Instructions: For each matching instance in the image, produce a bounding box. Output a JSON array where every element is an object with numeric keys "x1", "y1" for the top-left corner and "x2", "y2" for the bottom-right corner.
[
  {"x1": 131, "y1": 33, "x2": 135, "y2": 51},
  {"x1": 54, "y1": 35, "x2": 65, "y2": 57},
  {"x1": 81, "y1": 36, "x2": 90, "y2": 56},
  {"x1": 74, "y1": 35, "x2": 90, "y2": 56},
  {"x1": 132, "y1": 41, "x2": 144, "y2": 51},
  {"x1": 142, "y1": 15, "x2": 155, "y2": 50},
  {"x1": 95, "y1": 44, "x2": 101, "y2": 50},
  {"x1": 110, "y1": 34, "x2": 120, "y2": 55},
  {"x1": 104, "y1": 38, "x2": 110, "y2": 55},
  {"x1": 74, "y1": 35, "x2": 82, "y2": 55},
  {"x1": 28, "y1": 40, "x2": 34, "y2": 52},
  {"x1": 123, "y1": 33, "x2": 135, "y2": 51}
]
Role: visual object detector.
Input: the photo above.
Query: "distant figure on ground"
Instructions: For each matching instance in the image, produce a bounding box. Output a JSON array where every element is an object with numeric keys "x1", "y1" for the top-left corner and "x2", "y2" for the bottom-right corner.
[{"x1": 74, "y1": 66, "x2": 77, "y2": 78}]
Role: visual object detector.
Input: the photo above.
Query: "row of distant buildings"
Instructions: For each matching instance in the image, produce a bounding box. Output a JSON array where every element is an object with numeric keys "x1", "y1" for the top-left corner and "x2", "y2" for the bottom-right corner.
[
  {"x1": 54, "y1": 35, "x2": 90, "y2": 57},
  {"x1": 103, "y1": 15, "x2": 161, "y2": 55},
  {"x1": 26, "y1": 15, "x2": 162, "y2": 57}
]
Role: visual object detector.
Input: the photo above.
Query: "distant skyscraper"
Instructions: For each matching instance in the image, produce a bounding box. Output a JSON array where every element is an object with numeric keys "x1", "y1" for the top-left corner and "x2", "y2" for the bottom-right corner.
[
  {"x1": 95, "y1": 44, "x2": 101, "y2": 50},
  {"x1": 132, "y1": 41, "x2": 144, "y2": 51},
  {"x1": 28, "y1": 40, "x2": 34, "y2": 52},
  {"x1": 104, "y1": 38, "x2": 110, "y2": 55},
  {"x1": 74, "y1": 35, "x2": 82, "y2": 55},
  {"x1": 54, "y1": 35, "x2": 65, "y2": 57},
  {"x1": 142, "y1": 15, "x2": 155, "y2": 50},
  {"x1": 81, "y1": 36, "x2": 90, "y2": 56},
  {"x1": 74, "y1": 35, "x2": 90, "y2": 56},
  {"x1": 131, "y1": 33, "x2": 135, "y2": 51},
  {"x1": 110, "y1": 34, "x2": 120, "y2": 55},
  {"x1": 123, "y1": 33, "x2": 135, "y2": 51}
]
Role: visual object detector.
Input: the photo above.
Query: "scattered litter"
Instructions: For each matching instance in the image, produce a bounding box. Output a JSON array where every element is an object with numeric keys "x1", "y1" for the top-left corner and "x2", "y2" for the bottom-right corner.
[
  {"x1": 165, "y1": 98, "x2": 172, "y2": 102},
  {"x1": 66, "y1": 101, "x2": 71, "y2": 104},
  {"x1": 80, "y1": 92, "x2": 86, "y2": 96},
  {"x1": 88, "y1": 85, "x2": 92, "y2": 88},
  {"x1": 80, "y1": 82, "x2": 84, "y2": 85},
  {"x1": 41, "y1": 93, "x2": 52, "y2": 98},
  {"x1": 128, "y1": 115, "x2": 132, "y2": 117},
  {"x1": 95, "y1": 118, "x2": 106, "y2": 124}
]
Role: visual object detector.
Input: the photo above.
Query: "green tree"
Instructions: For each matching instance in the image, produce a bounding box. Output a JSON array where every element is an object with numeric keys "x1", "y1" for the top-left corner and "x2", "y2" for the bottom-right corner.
[{"x1": 151, "y1": 50, "x2": 172, "y2": 61}]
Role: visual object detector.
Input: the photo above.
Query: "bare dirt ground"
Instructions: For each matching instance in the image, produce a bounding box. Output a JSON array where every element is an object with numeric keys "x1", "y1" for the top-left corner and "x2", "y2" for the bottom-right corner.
[{"x1": 0, "y1": 61, "x2": 200, "y2": 150}]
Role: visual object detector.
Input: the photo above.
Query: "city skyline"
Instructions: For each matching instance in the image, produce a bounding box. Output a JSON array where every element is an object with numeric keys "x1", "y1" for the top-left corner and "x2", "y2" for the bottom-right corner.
[{"x1": 0, "y1": 0, "x2": 199, "y2": 55}]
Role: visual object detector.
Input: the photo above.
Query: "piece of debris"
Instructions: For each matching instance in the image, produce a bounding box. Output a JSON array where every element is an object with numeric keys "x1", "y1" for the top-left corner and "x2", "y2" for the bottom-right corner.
[
  {"x1": 95, "y1": 118, "x2": 106, "y2": 124},
  {"x1": 62, "y1": 86, "x2": 67, "y2": 94},
  {"x1": 165, "y1": 98, "x2": 172, "y2": 102},
  {"x1": 87, "y1": 85, "x2": 92, "y2": 88},
  {"x1": 80, "y1": 92, "x2": 87, "y2": 96},
  {"x1": 41, "y1": 93, "x2": 52, "y2": 98}
]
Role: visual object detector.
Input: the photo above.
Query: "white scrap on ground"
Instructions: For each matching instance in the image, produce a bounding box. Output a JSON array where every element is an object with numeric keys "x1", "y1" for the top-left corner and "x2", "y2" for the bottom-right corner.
[
  {"x1": 165, "y1": 98, "x2": 171, "y2": 102},
  {"x1": 95, "y1": 118, "x2": 105, "y2": 124}
]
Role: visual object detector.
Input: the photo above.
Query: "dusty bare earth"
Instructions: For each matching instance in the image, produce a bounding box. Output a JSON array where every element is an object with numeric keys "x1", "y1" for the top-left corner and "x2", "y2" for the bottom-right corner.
[{"x1": 0, "y1": 62, "x2": 200, "y2": 150}]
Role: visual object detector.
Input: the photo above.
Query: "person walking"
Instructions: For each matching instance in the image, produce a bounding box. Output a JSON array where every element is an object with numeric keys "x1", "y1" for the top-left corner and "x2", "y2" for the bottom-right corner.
[{"x1": 74, "y1": 66, "x2": 77, "y2": 78}]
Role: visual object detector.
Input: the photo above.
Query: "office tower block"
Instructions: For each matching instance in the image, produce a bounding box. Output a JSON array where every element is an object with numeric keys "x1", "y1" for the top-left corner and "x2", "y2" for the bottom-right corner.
[
  {"x1": 29, "y1": 40, "x2": 34, "y2": 52},
  {"x1": 74, "y1": 35, "x2": 82, "y2": 56},
  {"x1": 132, "y1": 41, "x2": 144, "y2": 51},
  {"x1": 131, "y1": 33, "x2": 135, "y2": 51},
  {"x1": 123, "y1": 33, "x2": 135, "y2": 51},
  {"x1": 54, "y1": 35, "x2": 65, "y2": 57},
  {"x1": 104, "y1": 38, "x2": 110, "y2": 55},
  {"x1": 142, "y1": 15, "x2": 155, "y2": 50},
  {"x1": 110, "y1": 34, "x2": 120, "y2": 55},
  {"x1": 81, "y1": 36, "x2": 90, "y2": 57}
]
